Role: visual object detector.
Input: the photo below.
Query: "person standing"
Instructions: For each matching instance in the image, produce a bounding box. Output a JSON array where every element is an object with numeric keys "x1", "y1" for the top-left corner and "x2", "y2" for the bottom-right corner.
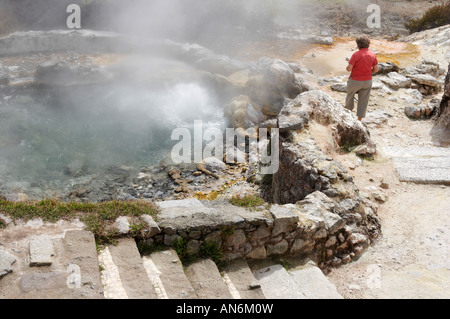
[{"x1": 346, "y1": 36, "x2": 379, "y2": 121}]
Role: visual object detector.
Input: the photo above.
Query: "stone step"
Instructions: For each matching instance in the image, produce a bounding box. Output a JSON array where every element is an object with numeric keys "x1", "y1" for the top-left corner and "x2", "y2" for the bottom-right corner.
[
  {"x1": 105, "y1": 238, "x2": 158, "y2": 299},
  {"x1": 289, "y1": 265, "x2": 343, "y2": 299},
  {"x1": 145, "y1": 249, "x2": 197, "y2": 299},
  {"x1": 63, "y1": 230, "x2": 104, "y2": 299},
  {"x1": 221, "y1": 258, "x2": 266, "y2": 299},
  {"x1": 382, "y1": 146, "x2": 450, "y2": 185},
  {"x1": 185, "y1": 258, "x2": 233, "y2": 299},
  {"x1": 253, "y1": 264, "x2": 306, "y2": 299}
]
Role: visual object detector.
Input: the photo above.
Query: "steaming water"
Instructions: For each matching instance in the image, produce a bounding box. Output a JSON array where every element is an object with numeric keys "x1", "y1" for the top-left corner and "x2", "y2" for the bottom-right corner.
[{"x1": 0, "y1": 81, "x2": 225, "y2": 199}]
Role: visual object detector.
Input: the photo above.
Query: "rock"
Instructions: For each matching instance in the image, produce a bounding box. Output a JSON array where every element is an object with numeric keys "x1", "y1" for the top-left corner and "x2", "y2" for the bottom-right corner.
[
  {"x1": 277, "y1": 98, "x2": 309, "y2": 132},
  {"x1": 224, "y1": 229, "x2": 246, "y2": 250},
  {"x1": 163, "y1": 226, "x2": 177, "y2": 235},
  {"x1": 187, "y1": 240, "x2": 201, "y2": 256},
  {"x1": 4, "y1": 193, "x2": 28, "y2": 202},
  {"x1": 379, "y1": 72, "x2": 411, "y2": 90},
  {"x1": 296, "y1": 90, "x2": 375, "y2": 149},
  {"x1": 20, "y1": 272, "x2": 67, "y2": 293},
  {"x1": 34, "y1": 60, "x2": 114, "y2": 86},
  {"x1": 382, "y1": 146, "x2": 450, "y2": 185},
  {"x1": 223, "y1": 146, "x2": 247, "y2": 164},
  {"x1": 29, "y1": 238, "x2": 55, "y2": 267},
  {"x1": 407, "y1": 74, "x2": 440, "y2": 87},
  {"x1": 266, "y1": 239, "x2": 289, "y2": 256},
  {"x1": 296, "y1": 192, "x2": 346, "y2": 234},
  {"x1": 156, "y1": 199, "x2": 204, "y2": 210},
  {"x1": 290, "y1": 239, "x2": 315, "y2": 254},
  {"x1": 271, "y1": 129, "x2": 364, "y2": 204},
  {"x1": 331, "y1": 83, "x2": 347, "y2": 92},
  {"x1": 269, "y1": 205, "x2": 299, "y2": 237},
  {"x1": 380, "y1": 180, "x2": 389, "y2": 189},
  {"x1": 354, "y1": 143, "x2": 377, "y2": 157},
  {"x1": 404, "y1": 88, "x2": 423, "y2": 104},
  {"x1": 376, "y1": 62, "x2": 399, "y2": 75},
  {"x1": 0, "y1": 250, "x2": 16, "y2": 277},
  {"x1": 164, "y1": 234, "x2": 181, "y2": 246},
  {"x1": 201, "y1": 157, "x2": 226, "y2": 175},
  {"x1": 246, "y1": 246, "x2": 267, "y2": 259},
  {"x1": 405, "y1": 106, "x2": 422, "y2": 119},
  {"x1": 115, "y1": 216, "x2": 130, "y2": 235},
  {"x1": 248, "y1": 58, "x2": 302, "y2": 115},
  {"x1": 224, "y1": 95, "x2": 261, "y2": 129},
  {"x1": 364, "y1": 110, "x2": 391, "y2": 128},
  {"x1": 348, "y1": 233, "x2": 368, "y2": 246},
  {"x1": 141, "y1": 215, "x2": 161, "y2": 237}
]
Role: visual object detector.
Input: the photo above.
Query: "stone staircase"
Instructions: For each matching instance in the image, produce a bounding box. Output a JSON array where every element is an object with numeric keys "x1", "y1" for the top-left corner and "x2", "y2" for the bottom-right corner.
[
  {"x1": 1, "y1": 228, "x2": 342, "y2": 299},
  {"x1": 99, "y1": 238, "x2": 342, "y2": 300}
]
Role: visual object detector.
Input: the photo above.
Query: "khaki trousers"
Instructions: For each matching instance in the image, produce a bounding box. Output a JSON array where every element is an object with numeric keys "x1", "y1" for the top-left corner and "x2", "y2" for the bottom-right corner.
[{"x1": 345, "y1": 78, "x2": 373, "y2": 118}]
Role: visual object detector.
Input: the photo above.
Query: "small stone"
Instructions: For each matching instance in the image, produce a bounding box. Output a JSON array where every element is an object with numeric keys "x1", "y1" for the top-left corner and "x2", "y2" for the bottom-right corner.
[
  {"x1": 164, "y1": 234, "x2": 181, "y2": 246},
  {"x1": 266, "y1": 239, "x2": 289, "y2": 256},
  {"x1": 246, "y1": 246, "x2": 267, "y2": 259},
  {"x1": 348, "y1": 233, "x2": 368, "y2": 246},
  {"x1": 0, "y1": 251, "x2": 16, "y2": 277},
  {"x1": 141, "y1": 215, "x2": 161, "y2": 237},
  {"x1": 4, "y1": 193, "x2": 29, "y2": 202},
  {"x1": 29, "y1": 238, "x2": 55, "y2": 267},
  {"x1": 163, "y1": 226, "x2": 177, "y2": 235},
  {"x1": 115, "y1": 216, "x2": 130, "y2": 235}
]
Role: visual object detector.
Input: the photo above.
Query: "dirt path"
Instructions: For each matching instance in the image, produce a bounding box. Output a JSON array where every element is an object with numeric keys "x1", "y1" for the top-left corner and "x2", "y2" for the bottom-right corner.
[{"x1": 315, "y1": 42, "x2": 450, "y2": 298}]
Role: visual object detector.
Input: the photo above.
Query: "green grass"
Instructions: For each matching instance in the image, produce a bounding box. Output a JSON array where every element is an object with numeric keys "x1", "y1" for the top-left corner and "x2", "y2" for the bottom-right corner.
[
  {"x1": 200, "y1": 240, "x2": 226, "y2": 269},
  {"x1": 229, "y1": 194, "x2": 266, "y2": 208},
  {"x1": 405, "y1": 1, "x2": 450, "y2": 33},
  {"x1": 0, "y1": 198, "x2": 159, "y2": 245},
  {"x1": 172, "y1": 237, "x2": 194, "y2": 264}
]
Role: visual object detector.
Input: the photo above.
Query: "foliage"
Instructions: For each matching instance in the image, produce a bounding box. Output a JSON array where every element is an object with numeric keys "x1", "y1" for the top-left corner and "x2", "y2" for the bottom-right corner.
[
  {"x1": 405, "y1": 1, "x2": 450, "y2": 33},
  {"x1": 200, "y1": 240, "x2": 226, "y2": 269},
  {"x1": 0, "y1": 198, "x2": 159, "y2": 245},
  {"x1": 229, "y1": 194, "x2": 266, "y2": 208}
]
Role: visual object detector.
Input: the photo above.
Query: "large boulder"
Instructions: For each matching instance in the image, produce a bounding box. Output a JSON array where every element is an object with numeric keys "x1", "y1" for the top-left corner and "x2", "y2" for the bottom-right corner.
[
  {"x1": 286, "y1": 90, "x2": 375, "y2": 152},
  {"x1": 246, "y1": 58, "x2": 303, "y2": 116}
]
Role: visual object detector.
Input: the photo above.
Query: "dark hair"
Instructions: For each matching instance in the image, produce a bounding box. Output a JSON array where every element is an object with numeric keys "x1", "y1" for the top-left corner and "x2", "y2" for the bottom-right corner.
[{"x1": 356, "y1": 36, "x2": 371, "y2": 49}]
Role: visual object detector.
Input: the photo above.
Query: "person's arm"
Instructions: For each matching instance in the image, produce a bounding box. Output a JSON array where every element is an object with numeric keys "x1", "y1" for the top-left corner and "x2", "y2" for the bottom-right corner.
[
  {"x1": 372, "y1": 64, "x2": 379, "y2": 74},
  {"x1": 347, "y1": 53, "x2": 356, "y2": 72},
  {"x1": 372, "y1": 55, "x2": 379, "y2": 74}
]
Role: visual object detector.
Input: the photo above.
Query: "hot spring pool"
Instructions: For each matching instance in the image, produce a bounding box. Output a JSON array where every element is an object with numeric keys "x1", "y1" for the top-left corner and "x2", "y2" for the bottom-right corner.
[{"x1": 0, "y1": 81, "x2": 226, "y2": 201}]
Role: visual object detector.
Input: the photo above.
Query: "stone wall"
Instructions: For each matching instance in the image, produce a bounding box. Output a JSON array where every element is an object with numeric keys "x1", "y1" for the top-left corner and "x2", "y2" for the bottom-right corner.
[{"x1": 115, "y1": 198, "x2": 381, "y2": 270}]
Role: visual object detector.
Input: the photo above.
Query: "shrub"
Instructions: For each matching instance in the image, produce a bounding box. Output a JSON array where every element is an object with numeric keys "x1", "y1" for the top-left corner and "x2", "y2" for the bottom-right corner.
[{"x1": 405, "y1": 1, "x2": 450, "y2": 33}]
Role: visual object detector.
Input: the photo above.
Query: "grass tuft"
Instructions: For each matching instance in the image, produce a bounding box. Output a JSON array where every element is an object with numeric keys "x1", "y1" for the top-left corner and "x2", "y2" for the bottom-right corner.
[
  {"x1": 0, "y1": 198, "x2": 159, "y2": 245},
  {"x1": 229, "y1": 194, "x2": 266, "y2": 208}
]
